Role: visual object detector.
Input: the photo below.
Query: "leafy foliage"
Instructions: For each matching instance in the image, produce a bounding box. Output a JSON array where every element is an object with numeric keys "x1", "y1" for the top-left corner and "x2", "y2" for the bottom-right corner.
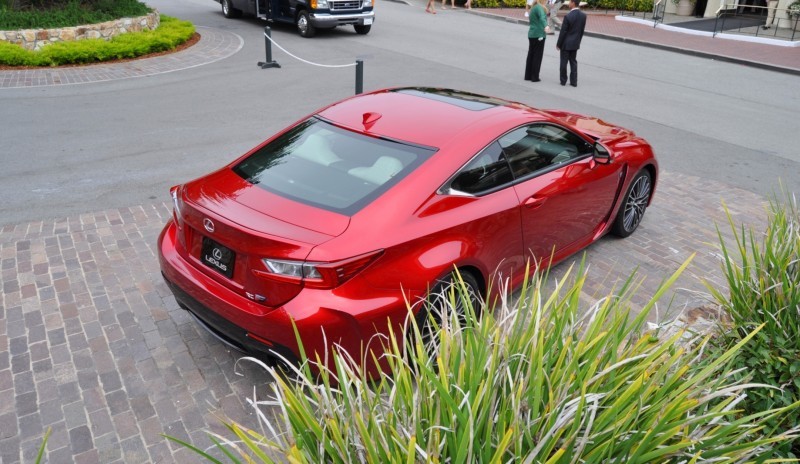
[
  {"x1": 0, "y1": 15, "x2": 194, "y2": 66},
  {"x1": 585, "y1": 0, "x2": 654, "y2": 11},
  {"x1": 788, "y1": 1, "x2": 800, "y2": 17},
  {"x1": 471, "y1": 0, "x2": 502, "y2": 7},
  {"x1": 170, "y1": 261, "x2": 800, "y2": 462},
  {"x1": 0, "y1": 0, "x2": 150, "y2": 29},
  {"x1": 706, "y1": 191, "x2": 800, "y2": 457}
]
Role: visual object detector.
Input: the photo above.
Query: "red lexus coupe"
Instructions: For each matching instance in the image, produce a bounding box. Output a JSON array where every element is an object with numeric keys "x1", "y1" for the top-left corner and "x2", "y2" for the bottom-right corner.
[{"x1": 158, "y1": 87, "x2": 657, "y2": 368}]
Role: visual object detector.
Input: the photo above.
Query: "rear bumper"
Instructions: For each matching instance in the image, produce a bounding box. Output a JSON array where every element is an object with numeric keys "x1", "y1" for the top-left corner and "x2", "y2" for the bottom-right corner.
[
  {"x1": 161, "y1": 272, "x2": 299, "y2": 366},
  {"x1": 310, "y1": 11, "x2": 374, "y2": 27},
  {"x1": 158, "y1": 220, "x2": 409, "y2": 370}
]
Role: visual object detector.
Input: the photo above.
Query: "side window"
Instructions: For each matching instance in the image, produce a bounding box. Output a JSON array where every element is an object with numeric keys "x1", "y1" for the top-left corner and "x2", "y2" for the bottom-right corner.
[
  {"x1": 449, "y1": 142, "x2": 514, "y2": 195},
  {"x1": 498, "y1": 124, "x2": 593, "y2": 179}
]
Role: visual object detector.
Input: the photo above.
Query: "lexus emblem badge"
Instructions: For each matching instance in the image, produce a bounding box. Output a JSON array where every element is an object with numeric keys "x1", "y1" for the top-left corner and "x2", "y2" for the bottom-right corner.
[
  {"x1": 203, "y1": 218, "x2": 215, "y2": 233},
  {"x1": 212, "y1": 248, "x2": 223, "y2": 261}
]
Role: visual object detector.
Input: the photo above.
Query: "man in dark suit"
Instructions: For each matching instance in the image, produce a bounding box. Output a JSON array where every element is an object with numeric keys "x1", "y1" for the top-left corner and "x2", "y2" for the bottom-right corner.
[{"x1": 556, "y1": 0, "x2": 586, "y2": 87}]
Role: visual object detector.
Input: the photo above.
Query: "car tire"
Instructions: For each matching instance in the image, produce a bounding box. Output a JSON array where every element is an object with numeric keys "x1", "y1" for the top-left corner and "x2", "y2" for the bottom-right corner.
[
  {"x1": 611, "y1": 170, "x2": 652, "y2": 238},
  {"x1": 414, "y1": 271, "x2": 481, "y2": 357},
  {"x1": 297, "y1": 10, "x2": 316, "y2": 38},
  {"x1": 354, "y1": 24, "x2": 371, "y2": 35},
  {"x1": 221, "y1": 0, "x2": 242, "y2": 18}
]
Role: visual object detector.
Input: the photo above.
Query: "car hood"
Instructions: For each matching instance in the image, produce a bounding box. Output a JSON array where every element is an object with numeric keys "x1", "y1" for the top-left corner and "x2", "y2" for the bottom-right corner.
[
  {"x1": 182, "y1": 168, "x2": 350, "y2": 244},
  {"x1": 542, "y1": 110, "x2": 636, "y2": 144}
]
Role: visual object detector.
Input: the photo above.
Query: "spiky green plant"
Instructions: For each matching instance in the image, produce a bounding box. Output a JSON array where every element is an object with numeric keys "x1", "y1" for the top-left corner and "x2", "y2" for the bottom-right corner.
[
  {"x1": 171, "y1": 259, "x2": 800, "y2": 463},
  {"x1": 706, "y1": 191, "x2": 800, "y2": 456}
]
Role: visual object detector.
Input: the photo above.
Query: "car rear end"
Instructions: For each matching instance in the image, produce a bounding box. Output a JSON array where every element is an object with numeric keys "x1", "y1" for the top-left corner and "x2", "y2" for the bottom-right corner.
[{"x1": 158, "y1": 114, "x2": 436, "y2": 369}]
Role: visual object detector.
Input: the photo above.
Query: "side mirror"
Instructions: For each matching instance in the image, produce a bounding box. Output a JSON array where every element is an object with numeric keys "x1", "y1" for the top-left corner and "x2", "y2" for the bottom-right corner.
[{"x1": 594, "y1": 142, "x2": 611, "y2": 164}]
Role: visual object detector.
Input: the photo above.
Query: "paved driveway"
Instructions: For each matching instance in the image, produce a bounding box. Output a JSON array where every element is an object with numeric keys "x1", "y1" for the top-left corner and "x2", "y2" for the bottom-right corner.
[
  {"x1": 0, "y1": 1, "x2": 791, "y2": 461},
  {"x1": 0, "y1": 171, "x2": 768, "y2": 462}
]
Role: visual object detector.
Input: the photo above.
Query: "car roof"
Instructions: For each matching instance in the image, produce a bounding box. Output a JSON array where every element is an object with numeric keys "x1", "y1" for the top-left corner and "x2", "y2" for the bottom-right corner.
[{"x1": 317, "y1": 87, "x2": 543, "y2": 148}]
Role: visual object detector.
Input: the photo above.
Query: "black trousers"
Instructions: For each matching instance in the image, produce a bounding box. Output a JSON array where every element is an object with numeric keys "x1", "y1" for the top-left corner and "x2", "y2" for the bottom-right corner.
[
  {"x1": 524, "y1": 37, "x2": 545, "y2": 81},
  {"x1": 559, "y1": 49, "x2": 578, "y2": 85}
]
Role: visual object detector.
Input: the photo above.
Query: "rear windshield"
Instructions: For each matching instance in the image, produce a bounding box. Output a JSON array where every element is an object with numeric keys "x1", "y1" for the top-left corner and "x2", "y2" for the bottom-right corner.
[{"x1": 233, "y1": 118, "x2": 436, "y2": 215}]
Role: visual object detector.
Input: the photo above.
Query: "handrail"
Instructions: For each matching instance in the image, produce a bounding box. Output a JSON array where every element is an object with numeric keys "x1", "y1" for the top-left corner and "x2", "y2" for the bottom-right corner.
[
  {"x1": 652, "y1": 0, "x2": 664, "y2": 26},
  {"x1": 712, "y1": 3, "x2": 799, "y2": 40}
]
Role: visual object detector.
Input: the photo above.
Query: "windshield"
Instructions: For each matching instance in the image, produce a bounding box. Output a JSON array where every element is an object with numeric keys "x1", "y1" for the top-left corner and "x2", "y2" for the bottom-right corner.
[{"x1": 233, "y1": 118, "x2": 436, "y2": 215}]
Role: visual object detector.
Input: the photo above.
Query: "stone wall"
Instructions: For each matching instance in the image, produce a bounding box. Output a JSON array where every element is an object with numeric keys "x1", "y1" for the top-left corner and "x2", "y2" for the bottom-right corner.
[{"x1": 0, "y1": 11, "x2": 159, "y2": 51}]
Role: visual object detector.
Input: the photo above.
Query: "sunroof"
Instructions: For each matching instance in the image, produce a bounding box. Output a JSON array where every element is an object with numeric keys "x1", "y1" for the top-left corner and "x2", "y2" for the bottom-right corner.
[{"x1": 393, "y1": 88, "x2": 506, "y2": 111}]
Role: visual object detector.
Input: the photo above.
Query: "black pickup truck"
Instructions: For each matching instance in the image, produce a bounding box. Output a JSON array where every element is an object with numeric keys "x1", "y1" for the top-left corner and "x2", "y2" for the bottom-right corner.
[{"x1": 216, "y1": 0, "x2": 374, "y2": 37}]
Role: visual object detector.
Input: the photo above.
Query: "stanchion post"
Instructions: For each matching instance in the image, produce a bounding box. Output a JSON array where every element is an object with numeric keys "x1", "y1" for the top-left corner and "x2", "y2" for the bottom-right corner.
[
  {"x1": 258, "y1": 26, "x2": 281, "y2": 69},
  {"x1": 355, "y1": 59, "x2": 363, "y2": 95}
]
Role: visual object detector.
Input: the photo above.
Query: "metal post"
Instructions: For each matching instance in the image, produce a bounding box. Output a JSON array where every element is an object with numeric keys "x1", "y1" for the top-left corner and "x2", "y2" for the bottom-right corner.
[
  {"x1": 258, "y1": 26, "x2": 281, "y2": 69},
  {"x1": 355, "y1": 59, "x2": 363, "y2": 95}
]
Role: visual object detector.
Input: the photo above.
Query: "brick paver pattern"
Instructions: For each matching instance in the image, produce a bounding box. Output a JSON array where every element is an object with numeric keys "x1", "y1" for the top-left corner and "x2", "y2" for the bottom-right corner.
[
  {"x1": 0, "y1": 170, "x2": 767, "y2": 462},
  {"x1": 0, "y1": 27, "x2": 243, "y2": 89}
]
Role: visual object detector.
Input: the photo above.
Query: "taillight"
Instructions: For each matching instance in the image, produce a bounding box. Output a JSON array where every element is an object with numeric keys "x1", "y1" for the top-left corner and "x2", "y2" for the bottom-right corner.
[
  {"x1": 170, "y1": 185, "x2": 187, "y2": 249},
  {"x1": 263, "y1": 259, "x2": 322, "y2": 279},
  {"x1": 260, "y1": 250, "x2": 383, "y2": 289},
  {"x1": 170, "y1": 185, "x2": 184, "y2": 229}
]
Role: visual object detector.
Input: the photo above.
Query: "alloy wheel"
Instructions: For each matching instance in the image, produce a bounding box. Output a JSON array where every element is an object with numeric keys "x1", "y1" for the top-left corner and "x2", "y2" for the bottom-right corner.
[
  {"x1": 419, "y1": 274, "x2": 480, "y2": 354},
  {"x1": 622, "y1": 174, "x2": 651, "y2": 233}
]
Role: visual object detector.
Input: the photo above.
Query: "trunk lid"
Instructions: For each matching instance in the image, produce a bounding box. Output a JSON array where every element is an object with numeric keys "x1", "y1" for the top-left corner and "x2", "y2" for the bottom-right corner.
[{"x1": 175, "y1": 168, "x2": 350, "y2": 308}]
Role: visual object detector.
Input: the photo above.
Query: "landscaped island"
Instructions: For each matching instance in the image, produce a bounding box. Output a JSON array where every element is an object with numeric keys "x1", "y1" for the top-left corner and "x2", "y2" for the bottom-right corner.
[{"x1": 0, "y1": 0, "x2": 195, "y2": 66}]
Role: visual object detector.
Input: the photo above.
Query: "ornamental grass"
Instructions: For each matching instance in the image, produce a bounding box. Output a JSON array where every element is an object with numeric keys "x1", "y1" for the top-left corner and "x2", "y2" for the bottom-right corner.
[
  {"x1": 169, "y1": 258, "x2": 800, "y2": 463},
  {"x1": 706, "y1": 190, "x2": 800, "y2": 457}
]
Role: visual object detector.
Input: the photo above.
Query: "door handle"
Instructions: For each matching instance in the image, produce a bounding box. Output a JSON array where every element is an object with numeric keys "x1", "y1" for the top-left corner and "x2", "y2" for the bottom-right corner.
[{"x1": 524, "y1": 196, "x2": 546, "y2": 209}]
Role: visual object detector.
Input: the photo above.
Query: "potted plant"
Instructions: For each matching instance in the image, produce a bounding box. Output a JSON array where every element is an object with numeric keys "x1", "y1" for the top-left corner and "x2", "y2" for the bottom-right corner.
[
  {"x1": 788, "y1": 0, "x2": 800, "y2": 18},
  {"x1": 672, "y1": 0, "x2": 695, "y2": 15}
]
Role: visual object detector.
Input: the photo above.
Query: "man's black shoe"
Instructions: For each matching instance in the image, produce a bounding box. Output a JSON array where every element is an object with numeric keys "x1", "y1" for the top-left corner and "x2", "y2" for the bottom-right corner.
[{"x1": 570, "y1": 83, "x2": 577, "y2": 87}]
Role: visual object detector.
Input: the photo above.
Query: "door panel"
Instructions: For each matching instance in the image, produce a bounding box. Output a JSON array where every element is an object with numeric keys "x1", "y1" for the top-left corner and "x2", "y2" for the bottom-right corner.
[
  {"x1": 514, "y1": 159, "x2": 620, "y2": 262},
  {"x1": 500, "y1": 123, "x2": 622, "y2": 263},
  {"x1": 434, "y1": 141, "x2": 526, "y2": 289}
]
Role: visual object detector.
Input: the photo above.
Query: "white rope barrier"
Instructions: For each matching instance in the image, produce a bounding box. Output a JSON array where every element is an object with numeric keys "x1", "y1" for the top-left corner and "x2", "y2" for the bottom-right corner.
[{"x1": 263, "y1": 31, "x2": 357, "y2": 68}]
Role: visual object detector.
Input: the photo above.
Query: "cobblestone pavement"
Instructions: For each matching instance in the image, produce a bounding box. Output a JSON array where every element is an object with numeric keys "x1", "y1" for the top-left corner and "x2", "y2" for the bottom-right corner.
[
  {"x1": 0, "y1": 27, "x2": 243, "y2": 89},
  {"x1": 0, "y1": 169, "x2": 767, "y2": 462},
  {"x1": 0, "y1": 5, "x2": 785, "y2": 462}
]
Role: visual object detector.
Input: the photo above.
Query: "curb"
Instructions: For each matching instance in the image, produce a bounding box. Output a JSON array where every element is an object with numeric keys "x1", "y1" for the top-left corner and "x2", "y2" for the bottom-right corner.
[
  {"x1": 465, "y1": 9, "x2": 800, "y2": 76},
  {"x1": 586, "y1": 31, "x2": 800, "y2": 76}
]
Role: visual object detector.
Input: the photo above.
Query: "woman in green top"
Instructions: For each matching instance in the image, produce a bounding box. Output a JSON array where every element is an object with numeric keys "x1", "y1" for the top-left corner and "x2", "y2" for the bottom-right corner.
[{"x1": 524, "y1": 0, "x2": 549, "y2": 82}]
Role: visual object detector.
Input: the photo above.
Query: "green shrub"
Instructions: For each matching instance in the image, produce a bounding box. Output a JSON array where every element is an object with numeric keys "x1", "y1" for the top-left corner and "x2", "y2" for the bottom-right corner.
[
  {"x1": 592, "y1": 0, "x2": 652, "y2": 11},
  {"x1": 706, "y1": 191, "x2": 800, "y2": 457},
  {"x1": 0, "y1": 15, "x2": 194, "y2": 66},
  {"x1": 502, "y1": 0, "x2": 527, "y2": 7},
  {"x1": 472, "y1": 0, "x2": 501, "y2": 7},
  {"x1": 170, "y1": 261, "x2": 800, "y2": 462},
  {"x1": 0, "y1": 0, "x2": 151, "y2": 29}
]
